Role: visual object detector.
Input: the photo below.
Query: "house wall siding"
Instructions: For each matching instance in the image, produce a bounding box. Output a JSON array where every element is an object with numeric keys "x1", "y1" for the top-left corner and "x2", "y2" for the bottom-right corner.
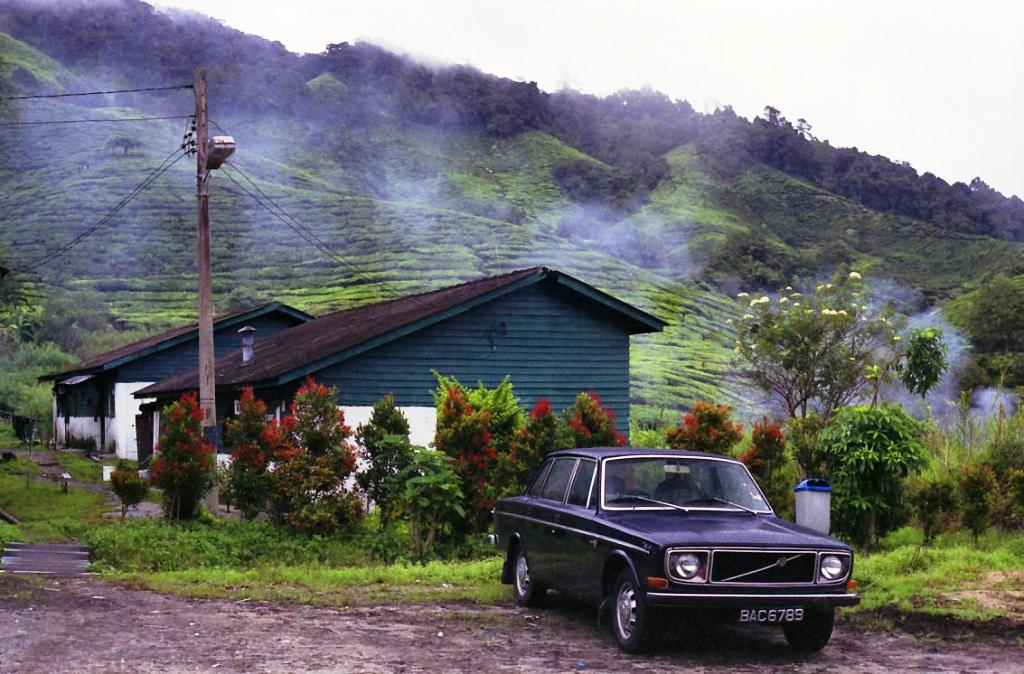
[{"x1": 313, "y1": 283, "x2": 632, "y2": 432}]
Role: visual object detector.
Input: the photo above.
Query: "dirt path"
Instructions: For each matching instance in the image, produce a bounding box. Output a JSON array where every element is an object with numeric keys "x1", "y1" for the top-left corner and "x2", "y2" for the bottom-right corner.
[{"x1": 1, "y1": 576, "x2": 1021, "y2": 673}]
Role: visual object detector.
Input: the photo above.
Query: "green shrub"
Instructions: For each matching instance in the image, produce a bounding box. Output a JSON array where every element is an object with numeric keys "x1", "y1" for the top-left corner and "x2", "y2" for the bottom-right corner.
[
  {"x1": 397, "y1": 448, "x2": 465, "y2": 564},
  {"x1": 959, "y1": 463, "x2": 997, "y2": 544},
  {"x1": 1011, "y1": 469, "x2": 1024, "y2": 522},
  {"x1": 79, "y1": 518, "x2": 371, "y2": 572},
  {"x1": 907, "y1": 474, "x2": 958, "y2": 544},
  {"x1": 819, "y1": 404, "x2": 927, "y2": 549},
  {"x1": 355, "y1": 394, "x2": 413, "y2": 531},
  {"x1": 666, "y1": 400, "x2": 743, "y2": 455},
  {"x1": 788, "y1": 412, "x2": 827, "y2": 478}
]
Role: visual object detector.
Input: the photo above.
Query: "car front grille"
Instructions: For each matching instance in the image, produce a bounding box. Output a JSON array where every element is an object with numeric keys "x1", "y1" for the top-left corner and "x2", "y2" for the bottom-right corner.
[{"x1": 710, "y1": 550, "x2": 817, "y2": 584}]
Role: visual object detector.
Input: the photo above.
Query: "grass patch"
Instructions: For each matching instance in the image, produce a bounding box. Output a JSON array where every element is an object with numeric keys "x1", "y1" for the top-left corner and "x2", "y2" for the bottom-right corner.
[
  {"x1": 854, "y1": 527, "x2": 1024, "y2": 622},
  {"x1": 0, "y1": 459, "x2": 108, "y2": 541},
  {"x1": 113, "y1": 558, "x2": 506, "y2": 605}
]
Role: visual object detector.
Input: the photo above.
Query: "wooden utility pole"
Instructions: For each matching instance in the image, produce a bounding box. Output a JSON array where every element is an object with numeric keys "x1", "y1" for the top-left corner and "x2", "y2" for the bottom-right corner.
[{"x1": 195, "y1": 67, "x2": 216, "y2": 431}]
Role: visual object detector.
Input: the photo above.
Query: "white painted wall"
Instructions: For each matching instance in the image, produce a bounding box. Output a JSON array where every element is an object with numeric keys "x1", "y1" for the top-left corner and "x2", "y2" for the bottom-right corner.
[
  {"x1": 341, "y1": 405, "x2": 436, "y2": 448},
  {"x1": 113, "y1": 382, "x2": 156, "y2": 461},
  {"x1": 52, "y1": 382, "x2": 154, "y2": 459},
  {"x1": 53, "y1": 415, "x2": 112, "y2": 451}
]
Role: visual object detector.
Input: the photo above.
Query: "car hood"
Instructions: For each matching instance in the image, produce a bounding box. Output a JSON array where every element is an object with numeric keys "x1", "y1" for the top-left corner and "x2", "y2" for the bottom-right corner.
[{"x1": 600, "y1": 511, "x2": 850, "y2": 550}]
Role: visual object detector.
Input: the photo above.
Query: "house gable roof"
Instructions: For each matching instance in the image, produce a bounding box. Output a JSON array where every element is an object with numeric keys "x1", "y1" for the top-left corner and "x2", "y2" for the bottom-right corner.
[
  {"x1": 136, "y1": 268, "x2": 666, "y2": 399},
  {"x1": 40, "y1": 302, "x2": 314, "y2": 382}
]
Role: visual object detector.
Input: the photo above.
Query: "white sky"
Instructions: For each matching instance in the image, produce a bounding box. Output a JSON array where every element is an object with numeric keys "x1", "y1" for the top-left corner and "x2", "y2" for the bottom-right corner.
[{"x1": 159, "y1": 0, "x2": 1024, "y2": 198}]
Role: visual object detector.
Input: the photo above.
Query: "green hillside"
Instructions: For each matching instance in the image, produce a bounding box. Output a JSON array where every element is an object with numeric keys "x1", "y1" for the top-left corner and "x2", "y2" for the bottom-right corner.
[{"x1": 2, "y1": 0, "x2": 1023, "y2": 428}]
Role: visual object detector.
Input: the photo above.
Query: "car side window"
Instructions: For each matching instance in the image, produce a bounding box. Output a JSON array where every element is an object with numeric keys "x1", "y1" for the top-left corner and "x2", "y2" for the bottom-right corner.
[
  {"x1": 527, "y1": 459, "x2": 554, "y2": 497},
  {"x1": 539, "y1": 458, "x2": 577, "y2": 502},
  {"x1": 566, "y1": 459, "x2": 597, "y2": 507}
]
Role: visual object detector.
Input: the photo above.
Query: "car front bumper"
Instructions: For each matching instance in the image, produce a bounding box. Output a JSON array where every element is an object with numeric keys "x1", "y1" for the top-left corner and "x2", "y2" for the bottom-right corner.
[{"x1": 645, "y1": 590, "x2": 860, "y2": 609}]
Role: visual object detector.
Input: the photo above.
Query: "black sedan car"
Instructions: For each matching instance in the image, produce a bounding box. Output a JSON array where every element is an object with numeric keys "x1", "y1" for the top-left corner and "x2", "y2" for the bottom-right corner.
[{"x1": 492, "y1": 448, "x2": 859, "y2": 653}]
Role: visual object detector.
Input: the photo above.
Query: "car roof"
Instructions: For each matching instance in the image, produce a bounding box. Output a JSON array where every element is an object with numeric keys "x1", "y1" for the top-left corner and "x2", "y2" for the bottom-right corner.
[{"x1": 546, "y1": 447, "x2": 744, "y2": 464}]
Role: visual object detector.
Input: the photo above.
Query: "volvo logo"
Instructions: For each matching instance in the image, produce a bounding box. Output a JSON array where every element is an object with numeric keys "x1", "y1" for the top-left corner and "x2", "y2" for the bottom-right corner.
[{"x1": 775, "y1": 556, "x2": 789, "y2": 568}]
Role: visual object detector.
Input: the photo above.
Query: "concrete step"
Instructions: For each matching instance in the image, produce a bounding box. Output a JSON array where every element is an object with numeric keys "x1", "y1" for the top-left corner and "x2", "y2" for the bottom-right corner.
[{"x1": 1, "y1": 542, "x2": 92, "y2": 575}]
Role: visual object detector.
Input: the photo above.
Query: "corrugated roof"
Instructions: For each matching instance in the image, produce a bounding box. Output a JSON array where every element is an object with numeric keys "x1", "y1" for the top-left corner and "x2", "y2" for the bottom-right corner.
[
  {"x1": 136, "y1": 267, "x2": 666, "y2": 398},
  {"x1": 40, "y1": 302, "x2": 314, "y2": 382}
]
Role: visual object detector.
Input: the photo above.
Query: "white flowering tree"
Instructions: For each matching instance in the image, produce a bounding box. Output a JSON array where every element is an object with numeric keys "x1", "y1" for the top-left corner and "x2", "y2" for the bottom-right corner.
[{"x1": 732, "y1": 270, "x2": 898, "y2": 422}]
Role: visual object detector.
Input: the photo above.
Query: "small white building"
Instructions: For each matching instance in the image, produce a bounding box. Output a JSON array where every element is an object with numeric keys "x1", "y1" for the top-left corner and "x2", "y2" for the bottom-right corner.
[{"x1": 41, "y1": 303, "x2": 312, "y2": 460}]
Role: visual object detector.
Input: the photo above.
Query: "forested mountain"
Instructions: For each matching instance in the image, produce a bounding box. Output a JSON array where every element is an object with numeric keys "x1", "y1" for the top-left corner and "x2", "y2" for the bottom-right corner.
[{"x1": 1, "y1": 0, "x2": 1022, "y2": 422}]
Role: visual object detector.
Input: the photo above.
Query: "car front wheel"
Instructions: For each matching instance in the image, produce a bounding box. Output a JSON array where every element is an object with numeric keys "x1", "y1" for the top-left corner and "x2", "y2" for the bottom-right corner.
[
  {"x1": 512, "y1": 547, "x2": 545, "y2": 607},
  {"x1": 783, "y1": 607, "x2": 835, "y2": 652},
  {"x1": 612, "y1": 569, "x2": 650, "y2": 653}
]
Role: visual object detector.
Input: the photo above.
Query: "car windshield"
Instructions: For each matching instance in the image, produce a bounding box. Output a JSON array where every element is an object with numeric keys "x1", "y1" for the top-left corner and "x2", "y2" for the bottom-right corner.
[{"x1": 602, "y1": 456, "x2": 772, "y2": 513}]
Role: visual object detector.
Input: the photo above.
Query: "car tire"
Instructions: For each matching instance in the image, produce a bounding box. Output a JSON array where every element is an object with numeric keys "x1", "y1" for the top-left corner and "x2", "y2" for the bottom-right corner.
[
  {"x1": 783, "y1": 607, "x2": 834, "y2": 652},
  {"x1": 611, "y1": 569, "x2": 650, "y2": 653},
  {"x1": 512, "y1": 546, "x2": 545, "y2": 607}
]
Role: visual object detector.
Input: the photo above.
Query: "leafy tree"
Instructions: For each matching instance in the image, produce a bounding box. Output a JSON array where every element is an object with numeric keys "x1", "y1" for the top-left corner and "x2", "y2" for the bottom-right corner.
[
  {"x1": 959, "y1": 464, "x2": 997, "y2": 544},
  {"x1": 818, "y1": 404, "x2": 927, "y2": 549},
  {"x1": 356, "y1": 394, "x2": 413, "y2": 530},
  {"x1": 907, "y1": 474, "x2": 958, "y2": 544},
  {"x1": 397, "y1": 448, "x2": 465, "y2": 563},
  {"x1": 666, "y1": 401, "x2": 743, "y2": 455},
  {"x1": 267, "y1": 379, "x2": 362, "y2": 534},
  {"x1": 150, "y1": 393, "x2": 215, "y2": 522},
  {"x1": 734, "y1": 270, "x2": 896, "y2": 421},
  {"x1": 899, "y1": 327, "x2": 949, "y2": 398},
  {"x1": 564, "y1": 392, "x2": 625, "y2": 448},
  {"x1": 223, "y1": 387, "x2": 273, "y2": 519},
  {"x1": 110, "y1": 462, "x2": 149, "y2": 522}
]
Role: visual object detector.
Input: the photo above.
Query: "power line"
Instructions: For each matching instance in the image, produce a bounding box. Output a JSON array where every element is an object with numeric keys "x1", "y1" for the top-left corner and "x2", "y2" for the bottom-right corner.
[
  {"x1": 1, "y1": 84, "x2": 193, "y2": 101},
  {"x1": 12, "y1": 148, "x2": 188, "y2": 272},
  {"x1": 0, "y1": 115, "x2": 192, "y2": 127},
  {"x1": 219, "y1": 163, "x2": 400, "y2": 297}
]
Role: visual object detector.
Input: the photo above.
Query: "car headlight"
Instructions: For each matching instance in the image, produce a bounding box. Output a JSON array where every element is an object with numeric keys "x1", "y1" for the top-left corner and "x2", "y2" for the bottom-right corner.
[
  {"x1": 819, "y1": 554, "x2": 847, "y2": 582},
  {"x1": 667, "y1": 551, "x2": 706, "y2": 581}
]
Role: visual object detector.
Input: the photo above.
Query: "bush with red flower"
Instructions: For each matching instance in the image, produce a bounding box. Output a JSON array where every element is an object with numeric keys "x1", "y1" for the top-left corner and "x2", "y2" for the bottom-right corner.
[
  {"x1": 150, "y1": 393, "x2": 215, "y2": 522},
  {"x1": 740, "y1": 417, "x2": 795, "y2": 517},
  {"x1": 665, "y1": 401, "x2": 743, "y2": 455},
  {"x1": 267, "y1": 378, "x2": 363, "y2": 534},
  {"x1": 494, "y1": 398, "x2": 562, "y2": 498},
  {"x1": 223, "y1": 387, "x2": 274, "y2": 519},
  {"x1": 564, "y1": 392, "x2": 625, "y2": 448},
  {"x1": 433, "y1": 383, "x2": 496, "y2": 533}
]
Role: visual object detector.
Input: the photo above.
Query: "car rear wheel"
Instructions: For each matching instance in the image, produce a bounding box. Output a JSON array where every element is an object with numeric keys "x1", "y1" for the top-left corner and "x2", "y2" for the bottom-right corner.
[
  {"x1": 512, "y1": 547, "x2": 545, "y2": 607},
  {"x1": 611, "y1": 569, "x2": 650, "y2": 653},
  {"x1": 783, "y1": 607, "x2": 834, "y2": 652}
]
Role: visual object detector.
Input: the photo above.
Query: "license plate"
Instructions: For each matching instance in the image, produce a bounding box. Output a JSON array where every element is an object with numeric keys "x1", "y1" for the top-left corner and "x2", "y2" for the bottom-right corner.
[{"x1": 738, "y1": 608, "x2": 804, "y2": 624}]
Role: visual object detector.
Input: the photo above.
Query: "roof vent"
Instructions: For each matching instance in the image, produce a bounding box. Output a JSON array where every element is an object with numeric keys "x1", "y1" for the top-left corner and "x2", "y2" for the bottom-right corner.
[{"x1": 238, "y1": 325, "x2": 256, "y2": 365}]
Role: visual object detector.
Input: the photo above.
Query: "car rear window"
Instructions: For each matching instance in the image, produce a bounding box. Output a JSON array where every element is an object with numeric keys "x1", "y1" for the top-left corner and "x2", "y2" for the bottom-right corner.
[
  {"x1": 526, "y1": 459, "x2": 553, "y2": 497},
  {"x1": 539, "y1": 458, "x2": 577, "y2": 502},
  {"x1": 566, "y1": 459, "x2": 596, "y2": 507}
]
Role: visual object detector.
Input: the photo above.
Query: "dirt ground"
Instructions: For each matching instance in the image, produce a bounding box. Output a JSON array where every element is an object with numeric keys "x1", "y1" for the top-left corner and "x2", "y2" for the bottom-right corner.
[{"x1": 1, "y1": 576, "x2": 1022, "y2": 673}]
